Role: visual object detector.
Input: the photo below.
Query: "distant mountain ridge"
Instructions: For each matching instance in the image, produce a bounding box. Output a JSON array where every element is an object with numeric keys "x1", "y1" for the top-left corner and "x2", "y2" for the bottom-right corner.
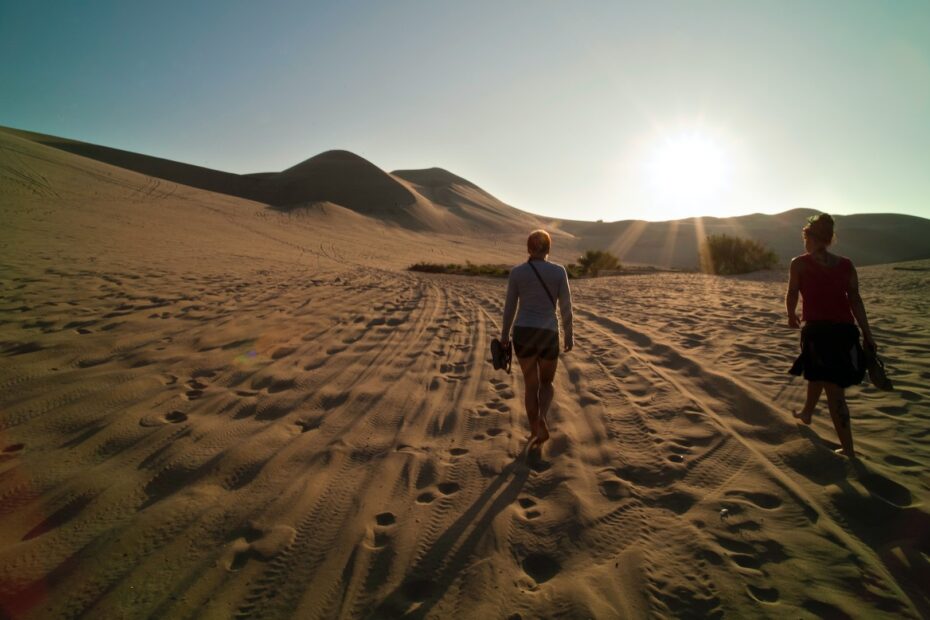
[
  {"x1": 2, "y1": 125, "x2": 928, "y2": 267},
  {"x1": 559, "y1": 208, "x2": 930, "y2": 267}
]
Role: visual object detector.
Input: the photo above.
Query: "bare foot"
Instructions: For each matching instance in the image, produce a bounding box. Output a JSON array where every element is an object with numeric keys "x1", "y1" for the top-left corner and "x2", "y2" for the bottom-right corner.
[
  {"x1": 793, "y1": 408, "x2": 814, "y2": 425},
  {"x1": 535, "y1": 418, "x2": 550, "y2": 446}
]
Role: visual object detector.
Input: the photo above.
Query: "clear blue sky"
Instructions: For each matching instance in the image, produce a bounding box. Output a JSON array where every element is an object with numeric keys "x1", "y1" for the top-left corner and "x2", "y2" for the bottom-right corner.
[{"x1": 2, "y1": 1, "x2": 928, "y2": 221}]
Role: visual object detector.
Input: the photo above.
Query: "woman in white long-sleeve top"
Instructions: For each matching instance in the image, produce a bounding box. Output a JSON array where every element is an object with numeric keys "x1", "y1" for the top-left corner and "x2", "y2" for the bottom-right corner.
[{"x1": 500, "y1": 230, "x2": 573, "y2": 455}]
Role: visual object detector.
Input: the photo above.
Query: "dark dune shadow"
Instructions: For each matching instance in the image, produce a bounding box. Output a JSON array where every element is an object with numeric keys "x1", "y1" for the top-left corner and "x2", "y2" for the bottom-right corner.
[{"x1": 791, "y1": 428, "x2": 928, "y2": 615}]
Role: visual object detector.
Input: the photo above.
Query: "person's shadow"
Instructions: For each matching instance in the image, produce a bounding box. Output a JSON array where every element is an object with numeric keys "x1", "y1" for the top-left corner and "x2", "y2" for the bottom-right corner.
[{"x1": 370, "y1": 452, "x2": 533, "y2": 619}]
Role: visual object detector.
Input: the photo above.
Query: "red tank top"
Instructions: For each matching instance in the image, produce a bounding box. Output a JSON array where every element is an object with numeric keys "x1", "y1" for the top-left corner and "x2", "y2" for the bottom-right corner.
[{"x1": 799, "y1": 254, "x2": 855, "y2": 323}]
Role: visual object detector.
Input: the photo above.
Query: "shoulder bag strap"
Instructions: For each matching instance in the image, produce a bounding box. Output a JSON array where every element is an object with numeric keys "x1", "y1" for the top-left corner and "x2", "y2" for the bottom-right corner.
[{"x1": 527, "y1": 260, "x2": 556, "y2": 308}]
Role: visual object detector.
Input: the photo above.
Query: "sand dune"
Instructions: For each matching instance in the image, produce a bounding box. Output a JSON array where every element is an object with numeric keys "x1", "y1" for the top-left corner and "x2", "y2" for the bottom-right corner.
[
  {"x1": 0, "y1": 127, "x2": 543, "y2": 235},
  {"x1": 391, "y1": 168, "x2": 538, "y2": 231},
  {"x1": 1, "y1": 128, "x2": 929, "y2": 618}
]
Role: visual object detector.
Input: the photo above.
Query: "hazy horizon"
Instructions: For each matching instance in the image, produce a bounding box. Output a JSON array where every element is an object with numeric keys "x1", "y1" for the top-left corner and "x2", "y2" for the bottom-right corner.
[{"x1": 3, "y1": 1, "x2": 928, "y2": 222}]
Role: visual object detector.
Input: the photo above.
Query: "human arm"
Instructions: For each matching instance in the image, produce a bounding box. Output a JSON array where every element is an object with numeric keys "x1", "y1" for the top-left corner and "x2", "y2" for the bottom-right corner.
[
  {"x1": 786, "y1": 257, "x2": 801, "y2": 328},
  {"x1": 500, "y1": 270, "x2": 518, "y2": 344},
  {"x1": 559, "y1": 266, "x2": 574, "y2": 351},
  {"x1": 847, "y1": 264, "x2": 876, "y2": 350}
]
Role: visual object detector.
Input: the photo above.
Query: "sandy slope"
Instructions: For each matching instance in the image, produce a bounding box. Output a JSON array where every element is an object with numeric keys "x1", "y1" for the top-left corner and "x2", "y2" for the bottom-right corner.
[
  {"x1": 0, "y1": 126, "x2": 544, "y2": 235},
  {"x1": 1, "y1": 131, "x2": 929, "y2": 619}
]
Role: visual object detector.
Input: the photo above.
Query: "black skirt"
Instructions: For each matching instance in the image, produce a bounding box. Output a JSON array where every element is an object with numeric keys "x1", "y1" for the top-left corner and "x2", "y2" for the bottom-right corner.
[{"x1": 789, "y1": 321, "x2": 865, "y2": 388}]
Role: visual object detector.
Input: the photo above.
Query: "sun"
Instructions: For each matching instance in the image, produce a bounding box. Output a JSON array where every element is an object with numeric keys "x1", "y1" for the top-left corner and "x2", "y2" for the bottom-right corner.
[{"x1": 644, "y1": 131, "x2": 731, "y2": 212}]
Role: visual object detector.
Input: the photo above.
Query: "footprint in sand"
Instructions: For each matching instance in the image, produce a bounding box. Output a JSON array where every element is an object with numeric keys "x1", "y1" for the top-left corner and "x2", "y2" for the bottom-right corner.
[
  {"x1": 598, "y1": 478, "x2": 631, "y2": 501},
  {"x1": 747, "y1": 585, "x2": 779, "y2": 603},
  {"x1": 884, "y1": 454, "x2": 919, "y2": 467},
  {"x1": 522, "y1": 553, "x2": 560, "y2": 584},
  {"x1": 372, "y1": 512, "x2": 397, "y2": 547},
  {"x1": 489, "y1": 378, "x2": 515, "y2": 399},
  {"x1": 437, "y1": 482, "x2": 460, "y2": 495},
  {"x1": 184, "y1": 378, "x2": 208, "y2": 400},
  {"x1": 731, "y1": 554, "x2": 762, "y2": 569},
  {"x1": 139, "y1": 410, "x2": 188, "y2": 427},
  {"x1": 578, "y1": 392, "x2": 599, "y2": 406},
  {"x1": 487, "y1": 400, "x2": 511, "y2": 413},
  {"x1": 440, "y1": 362, "x2": 467, "y2": 376},
  {"x1": 517, "y1": 496, "x2": 541, "y2": 519},
  {"x1": 682, "y1": 409, "x2": 706, "y2": 422},
  {"x1": 724, "y1": 490, "x2": 783, "y2": 510},
  {"x1": 165, "y1": 410, "x2": 188, "y2": 423},
  {"x1": 295, "y1": 418, "x2": 322, "y2": 433}
]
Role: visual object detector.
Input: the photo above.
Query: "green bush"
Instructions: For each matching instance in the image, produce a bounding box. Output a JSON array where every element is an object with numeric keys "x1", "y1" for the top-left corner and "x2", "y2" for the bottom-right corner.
[
  {"x1": 408, "y1": 262, "x2": 510, "y2": 278},
  {"x1": 410, "y1": 251, "x2": 624, "y2": 280},
  {"x1": 700, "y1": 234, "x2": 778, "y2": 275},
  {"x1": 576, "y1": 250, "x2": 621, "y2": 277}
]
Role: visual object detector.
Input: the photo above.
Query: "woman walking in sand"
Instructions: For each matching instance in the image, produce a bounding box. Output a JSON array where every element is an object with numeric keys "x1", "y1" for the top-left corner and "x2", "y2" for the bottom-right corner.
[
  {"x1": 786, "y1": 213, "x2": 877, "y2": 458},
  {"x1": 500, "y1": 230, "x2": 573, "y2": 455}
]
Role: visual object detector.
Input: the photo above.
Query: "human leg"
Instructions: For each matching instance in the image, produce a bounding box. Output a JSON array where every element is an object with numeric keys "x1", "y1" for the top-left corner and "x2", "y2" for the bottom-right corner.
[
  {"x1": 517, "y1": 355, "x2": 540, "y2": 440},
  {"x1": 535, "y1": 356, "x2": 558, "y2": 446},
  {"x1": 824, "y1": 383, "x2": 854, "y2": 457},
  {"x1": 794, "y1": 381, "x2": 823, "y2": 424}
]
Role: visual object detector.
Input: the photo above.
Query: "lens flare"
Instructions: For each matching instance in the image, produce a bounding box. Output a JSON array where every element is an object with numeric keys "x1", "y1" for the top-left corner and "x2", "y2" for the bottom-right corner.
[{"x1": 644, "y1": 131, "x2": 732, "y2": 214}]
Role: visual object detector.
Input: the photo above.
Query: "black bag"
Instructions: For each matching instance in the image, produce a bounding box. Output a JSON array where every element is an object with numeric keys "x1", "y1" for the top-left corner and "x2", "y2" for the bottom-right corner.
[
  {"x1": 865, "y1": 348, "x2": 894, "y2": 391},
  {"x1": 490, "y1": 338, "x2": 512, "y2": 374}
]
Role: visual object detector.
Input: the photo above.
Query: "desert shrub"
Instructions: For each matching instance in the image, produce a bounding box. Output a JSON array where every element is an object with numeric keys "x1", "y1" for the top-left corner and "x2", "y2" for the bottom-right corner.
[
  {"x1": 700, "y1": 234, "x2": 778, "y2": 275},
  {"x1": 408, "y1": 262, "x2": 510, "y2": 278},
  {"x1": 576, "y1": 250, "x2": 621, "y2": 277},
  {"x1": 409, "y1": 252, "x2": 624, "y2": 279}
]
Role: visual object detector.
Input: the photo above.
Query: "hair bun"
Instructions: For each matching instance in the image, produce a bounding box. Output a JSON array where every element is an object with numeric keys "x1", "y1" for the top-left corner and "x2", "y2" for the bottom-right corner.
[{"x1": 805, "y1": 213, "x2": 835, "y2": 242}]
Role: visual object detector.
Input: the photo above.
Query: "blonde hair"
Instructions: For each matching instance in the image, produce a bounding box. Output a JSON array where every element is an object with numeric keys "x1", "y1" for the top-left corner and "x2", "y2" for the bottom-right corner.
[
  {"x1": 527, "y1": 229, "x2": 551, "y2": 256},
  {"x1": 802, "y1": 213, "x2": 836, "y2": 244}
]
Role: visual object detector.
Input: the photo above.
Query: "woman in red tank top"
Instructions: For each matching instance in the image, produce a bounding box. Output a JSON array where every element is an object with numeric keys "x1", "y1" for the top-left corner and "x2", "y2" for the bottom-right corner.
[{"x1": 785, "y1": 214, "x2": 877, "y2": 458}]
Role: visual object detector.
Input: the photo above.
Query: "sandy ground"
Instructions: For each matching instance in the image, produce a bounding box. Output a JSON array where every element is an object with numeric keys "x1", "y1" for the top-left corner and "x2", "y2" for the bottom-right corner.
[{"x1": 1, "y1": 131, "x2": 929, "y2": 619}]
